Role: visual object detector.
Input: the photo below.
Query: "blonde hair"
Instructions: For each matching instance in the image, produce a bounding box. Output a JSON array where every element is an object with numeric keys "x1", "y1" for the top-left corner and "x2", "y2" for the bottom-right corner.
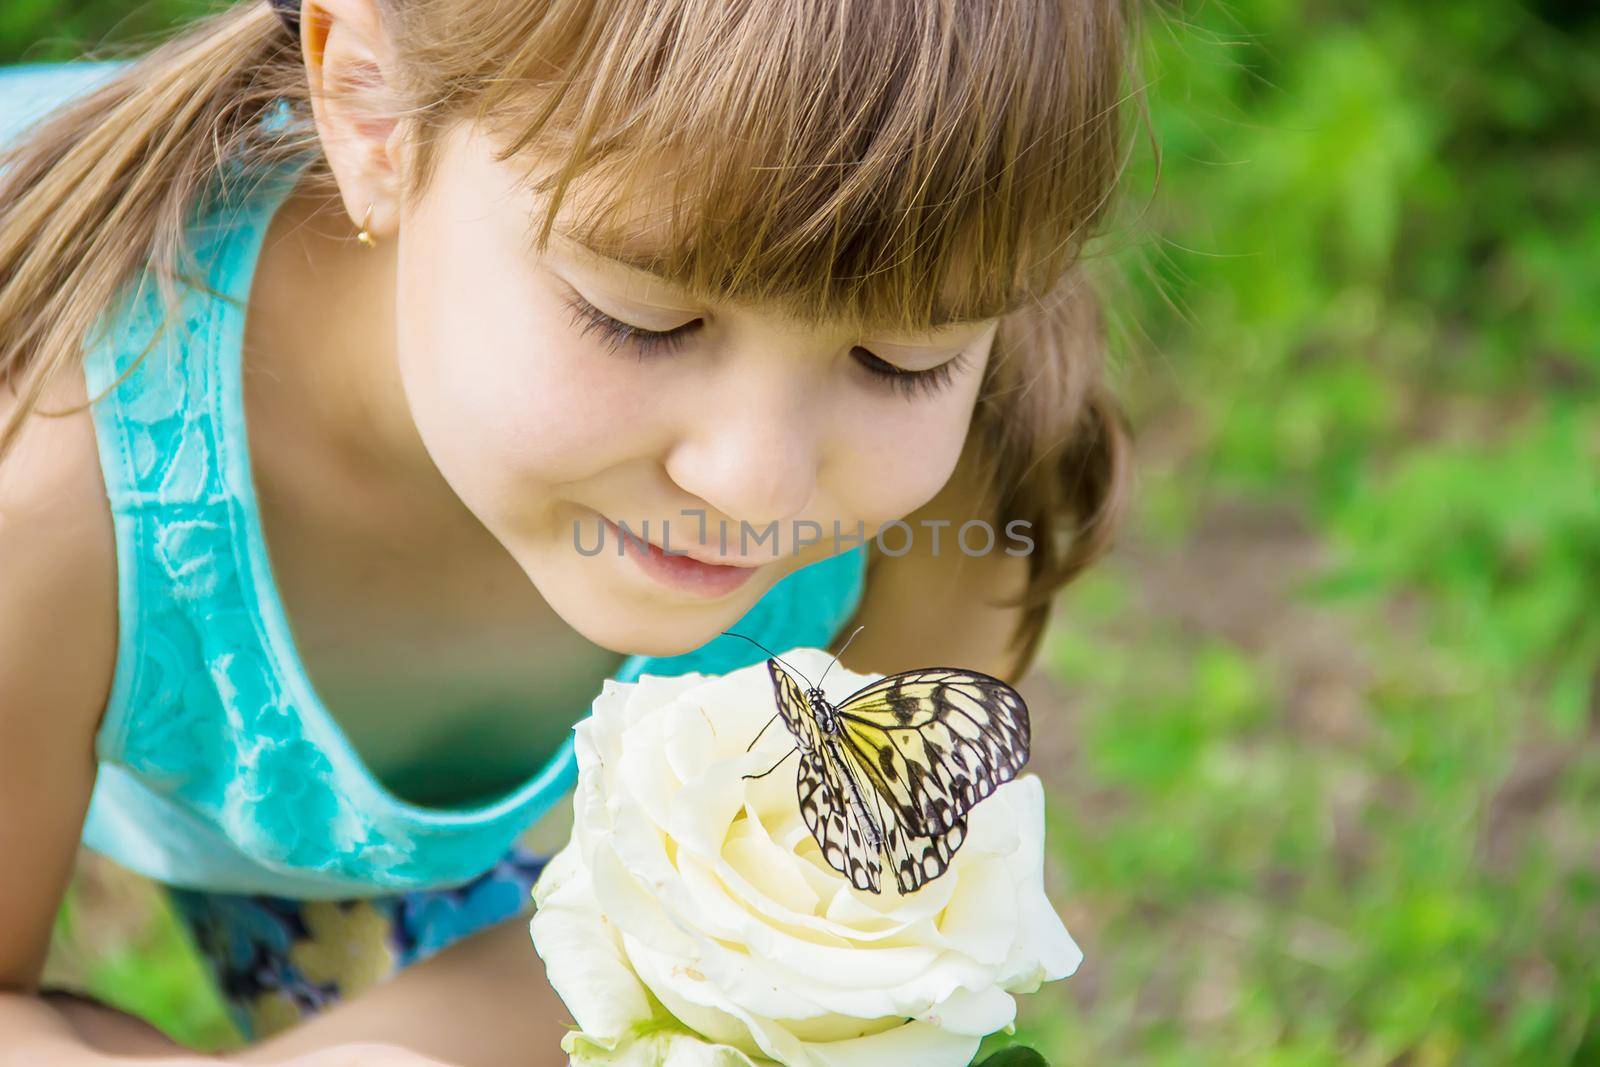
[{"x1": 0, "y1": 0, "x2": 1138, "y2": 679}]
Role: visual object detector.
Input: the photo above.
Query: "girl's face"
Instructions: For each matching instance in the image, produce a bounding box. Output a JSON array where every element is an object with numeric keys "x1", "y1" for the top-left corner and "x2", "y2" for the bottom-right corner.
[{"x1": 393, "y1": 122, "x2": 999, "y2": 657}]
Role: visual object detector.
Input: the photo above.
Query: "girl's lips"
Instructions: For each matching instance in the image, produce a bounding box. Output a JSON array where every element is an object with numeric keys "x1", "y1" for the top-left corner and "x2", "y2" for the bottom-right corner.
[{"x1": 601, "y1": 517, "x2": 762, "y2": 598}]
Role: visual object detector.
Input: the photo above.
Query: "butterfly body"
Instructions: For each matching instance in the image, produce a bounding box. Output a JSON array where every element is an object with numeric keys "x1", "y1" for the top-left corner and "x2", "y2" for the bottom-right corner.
[
  {"x1": 824, "y1": 735, "x2": 887, "y2": 851},
  {"x1": 806, "y1": 688, "x2": 841, "y2": 735},
  {"x1": 758, "y1": 655, "x2": 1031, "y2": 895}
]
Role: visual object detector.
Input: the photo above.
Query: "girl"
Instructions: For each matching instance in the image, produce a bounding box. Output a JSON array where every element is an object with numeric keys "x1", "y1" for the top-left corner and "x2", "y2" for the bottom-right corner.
[{"x1": 0, "y1": 0, "x2": 1133, "y2": 1062}]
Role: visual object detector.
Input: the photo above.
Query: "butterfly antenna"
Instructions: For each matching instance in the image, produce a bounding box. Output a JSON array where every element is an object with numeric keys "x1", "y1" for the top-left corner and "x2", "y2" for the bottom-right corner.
[
  {"x1": 816, "y1": 624, "x2": 864, "y2": 691},
  {"x1": 719, "y1": 630, "x2": 814, "y2": 687}
]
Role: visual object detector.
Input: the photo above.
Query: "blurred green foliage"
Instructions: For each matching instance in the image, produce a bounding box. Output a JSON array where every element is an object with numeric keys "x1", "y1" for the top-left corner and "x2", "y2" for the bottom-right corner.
[
  {"x1": 7, "y1": 0, "x2": 1598, "y2": 1064},
  {"x1": 0, "y1": 0, "x2": 208, "y2": 60},
  {"x1": 50, "y1": 876, "x2": 239, "y2": 1048},
  {"x1": 1017, "y1": 1, "x2": 1599, "y2": 1065}
]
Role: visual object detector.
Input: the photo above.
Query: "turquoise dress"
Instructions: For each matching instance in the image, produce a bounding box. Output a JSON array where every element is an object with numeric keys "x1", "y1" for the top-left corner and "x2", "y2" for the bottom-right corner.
[{"x1": 3, "y1": 60, "x2": 867, "y2": 1039}]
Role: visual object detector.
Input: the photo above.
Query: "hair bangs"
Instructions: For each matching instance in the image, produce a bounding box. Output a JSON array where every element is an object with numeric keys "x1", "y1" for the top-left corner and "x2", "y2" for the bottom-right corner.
[{"x1": 453, "y1": 0, "x2": 1126, "y2": 334}]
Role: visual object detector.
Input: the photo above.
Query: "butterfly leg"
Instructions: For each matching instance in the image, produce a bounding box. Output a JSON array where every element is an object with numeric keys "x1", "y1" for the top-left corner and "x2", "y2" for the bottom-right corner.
[
  {"x1": 742, "y1": 745, "x2": 799, "y2": 781},
  {"x1": 746, "y1": 711, "x2": 782, "y2": 753}
]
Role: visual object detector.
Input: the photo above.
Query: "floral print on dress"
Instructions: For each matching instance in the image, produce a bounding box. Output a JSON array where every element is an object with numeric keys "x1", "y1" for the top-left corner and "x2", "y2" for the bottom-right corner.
[{"x1": 165, "y1": 842, "x2": 550, "y2": 1043}]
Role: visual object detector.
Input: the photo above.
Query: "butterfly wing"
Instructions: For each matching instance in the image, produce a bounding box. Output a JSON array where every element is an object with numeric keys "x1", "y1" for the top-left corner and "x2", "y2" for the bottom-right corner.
[
  {"x1": 841, "y1": 749, "x2": 970, "y2": 894},
  {"x1": 766, "y1": 658, "x2": 821, "y2": 751},
  {"x1": 796, "y1": 748, "x2": 883, "y2": 892},
  {"x1": 883, "y1": 809, "x2": 968, "y2": 894},
  {"x1": 766, "y1": 658, "x2": 884, "y2": 893},
  {"x1": 832, "y1": 667, "x2": 1030, "y2": 837}
]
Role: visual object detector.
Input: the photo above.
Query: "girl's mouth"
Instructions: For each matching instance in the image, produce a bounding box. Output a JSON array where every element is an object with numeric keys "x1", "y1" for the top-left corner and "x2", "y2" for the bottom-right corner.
[{"x1": 600, "y1": 516, "x2": 763, "y2": 598}]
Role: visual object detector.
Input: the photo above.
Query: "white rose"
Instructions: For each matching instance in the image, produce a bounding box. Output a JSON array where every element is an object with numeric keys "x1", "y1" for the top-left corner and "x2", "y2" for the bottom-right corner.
[{"x1": 530, "y1": 648, "x2": 1082, "y2": 1067}]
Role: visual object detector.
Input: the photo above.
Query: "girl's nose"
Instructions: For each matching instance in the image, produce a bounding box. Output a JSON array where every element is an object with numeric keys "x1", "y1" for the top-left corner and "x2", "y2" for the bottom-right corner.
[{"x1": 664, "y1": 366, "x2": 822, "y2": 532}]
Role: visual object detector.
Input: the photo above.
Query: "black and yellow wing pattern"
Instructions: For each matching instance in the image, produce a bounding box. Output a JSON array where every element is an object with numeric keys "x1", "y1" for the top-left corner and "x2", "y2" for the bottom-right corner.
[{"x1": 765, "y1": 658, "x2": 1030, "y2": 895}]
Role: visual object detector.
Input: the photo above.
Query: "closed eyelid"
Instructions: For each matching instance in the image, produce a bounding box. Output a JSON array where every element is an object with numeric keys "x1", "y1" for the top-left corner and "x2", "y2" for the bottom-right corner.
[
  {"x1": 558, "y1": 284, "x2": 975, "y2": 398},
  {"x1": 551, "y1": 229, "x2": 994, "y2": 332},
  {"x1": 549, "y1": 254, "x2": 994, "y2": 357},
  {"x1": 553, "y1": 273, "x2": 701, "y2": 330},
  {"x1": 548, "y1": 234, "x2": 701, "y2": 307},
  {"x1": 562, "y1": 288, "x2": 980, "y2": 372}
]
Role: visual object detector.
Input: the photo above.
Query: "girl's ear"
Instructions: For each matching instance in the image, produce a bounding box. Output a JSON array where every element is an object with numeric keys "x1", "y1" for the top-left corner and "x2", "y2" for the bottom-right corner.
[{"x1": 299, "y1": 0, "x2": 407, "y2": 242}]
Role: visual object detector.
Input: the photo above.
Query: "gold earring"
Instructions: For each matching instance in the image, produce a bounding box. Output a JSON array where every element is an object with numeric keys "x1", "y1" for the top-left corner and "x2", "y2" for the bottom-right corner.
[{"x1": 356, "y1": 203, "x2": 376, "y2": 248}]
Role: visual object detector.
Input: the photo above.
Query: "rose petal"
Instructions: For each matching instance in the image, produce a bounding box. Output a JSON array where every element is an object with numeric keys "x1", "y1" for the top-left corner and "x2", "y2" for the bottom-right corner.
[
  {"x1": 804, "y1": 1019, "x2": 980, "y2": 1067},
  {"x1": 528, "y1": 844, "x2": 654, "y2": 1044}
]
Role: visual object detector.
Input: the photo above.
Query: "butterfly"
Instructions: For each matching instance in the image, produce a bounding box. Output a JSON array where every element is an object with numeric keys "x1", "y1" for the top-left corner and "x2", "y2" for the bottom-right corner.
[{"x1": 723, "y1": 627, "x2": 1031, "y2": 895}]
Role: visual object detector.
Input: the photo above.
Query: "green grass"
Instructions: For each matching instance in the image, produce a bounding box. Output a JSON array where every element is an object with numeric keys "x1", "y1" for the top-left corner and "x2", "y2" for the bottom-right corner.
[{"x1": 12, "y1": 0, "x2": 1600, "y2": 1063}]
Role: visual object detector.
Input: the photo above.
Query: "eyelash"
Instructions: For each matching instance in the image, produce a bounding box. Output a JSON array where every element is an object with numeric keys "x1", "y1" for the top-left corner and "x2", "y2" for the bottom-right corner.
[
  {"x1": 558, "y1": 290, "x2": 696, "y2": 359},
  {"x1": 852, "y1": 347, "x2": 970, "y2": 400},
  {"x1": 558, "y1": 289, "x2": 968, "y2": 400}
]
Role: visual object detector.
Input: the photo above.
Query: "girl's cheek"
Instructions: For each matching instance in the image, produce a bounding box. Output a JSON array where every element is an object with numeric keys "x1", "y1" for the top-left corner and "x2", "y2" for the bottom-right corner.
[
  {"x1": 827, "y1": 382, "x2": 977, "y2": 529},
  {"x1": 400, "y1": 263, "x2": 655, "y2": 485}
]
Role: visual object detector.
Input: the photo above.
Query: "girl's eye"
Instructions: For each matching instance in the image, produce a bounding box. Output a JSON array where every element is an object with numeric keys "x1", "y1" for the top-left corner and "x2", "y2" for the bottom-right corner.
[
  {"x1": 559, "y1": 287, "x2": 967, "y2": 400},
  {"x1": 558, "y1": 289, "x2": 701, "y2": 359},
  {"x1": 852, "y1": 347, "x2": 970, "y2": 401}
]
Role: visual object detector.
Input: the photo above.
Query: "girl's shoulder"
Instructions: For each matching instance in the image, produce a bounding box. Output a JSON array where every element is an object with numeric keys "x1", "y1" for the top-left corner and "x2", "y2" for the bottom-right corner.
[
  {"x1": 0, "y1": 59, "x2": 129, "y2": 148},
  {"x1": 0, "y1": 61, "x2": 132, "y2": 743}
]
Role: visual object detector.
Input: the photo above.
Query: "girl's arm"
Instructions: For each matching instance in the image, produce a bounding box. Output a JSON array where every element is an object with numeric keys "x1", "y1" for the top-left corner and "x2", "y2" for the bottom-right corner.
[
  {"x1": 0, "y1": 379, "x2": 244, "y2": 1066},
  {"x1": 0, "y1": 992, "x2": 224, "y2": 1065},
  {"x1": 0, "y1": 379, "x2": 126, "y2": 1065},
  {"x1": 0, "y1": 384, "x2": 453, "y2": 1067},
  {"x1": 225, "y1": 914, "x2": 572, "y2": 1067}
]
